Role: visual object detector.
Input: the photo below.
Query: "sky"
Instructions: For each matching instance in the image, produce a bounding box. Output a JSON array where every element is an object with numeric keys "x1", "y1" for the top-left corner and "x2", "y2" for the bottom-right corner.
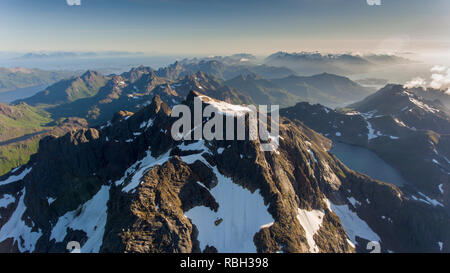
[{"x1": 0, "y1": 0, "x2": 449, "y2": 57}]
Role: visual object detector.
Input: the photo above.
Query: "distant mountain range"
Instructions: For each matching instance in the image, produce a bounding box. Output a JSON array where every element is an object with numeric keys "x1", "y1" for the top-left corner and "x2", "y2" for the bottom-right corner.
[
  {"x1": 0, "y1": 67, "x2": 76, "y2": 93},
  {"x1": 12, "y1": 62, "x2": 373, "y2": 125},
  {"x1": 155, "y1": 59, "x2": 296, "y2": 81},
  {"x1": 2, "y1": 59, "x2": 446, "y2": 180},
  {"x1": 15, "y1": 51, "x2": 145, "y2": 60},
  {"x1": 226, "y1": 72, "x2": 374, "y2": 108},
  {"x1": 265, "y1": 52, "x2": 412, "y2": 75}
]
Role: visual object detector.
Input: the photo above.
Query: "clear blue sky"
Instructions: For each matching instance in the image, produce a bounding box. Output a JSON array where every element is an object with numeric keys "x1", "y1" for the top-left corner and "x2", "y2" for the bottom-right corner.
[{"x1": 0, "y1": 0, "x2": 449, "y2": 55}]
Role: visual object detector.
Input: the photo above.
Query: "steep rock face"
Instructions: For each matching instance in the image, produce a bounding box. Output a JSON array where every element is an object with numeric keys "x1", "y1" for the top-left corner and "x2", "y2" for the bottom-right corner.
[
  {"x1": 102, "y1": 157, "x2": 214, "y2": 253},
  {"x1": 0, "y1": 92, "x2": 448, "y2": 253}
]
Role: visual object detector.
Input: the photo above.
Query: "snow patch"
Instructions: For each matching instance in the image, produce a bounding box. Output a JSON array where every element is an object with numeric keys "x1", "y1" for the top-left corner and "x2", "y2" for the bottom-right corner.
[
  {"x1": 408, "y1": 97, "x2": 439, "y2": 113},
  {"x1": 394, "y1": 118, "x2": 406, "y2": 127},
  {"x1": 47, "y1": 197, "x2": 56, "y2": 205},
  {"x1": 178, "y1": 140, "x2": 208, "y2": 152},
  {"x1": 185, "y1": 166, "x2": 274, "y2": 253},
  {"x1": 0, "y1": 167, "x2": 32, "y2": 186},
  {"x1": 328, "y1": 199, "x2": 380, "y2": 246},
  {"x1": 198, "y1": 95, "x2": 252, "y2": 117},
  {"x1": 411, "y1": 193, "x2": 443, "y2": 207},
  {"x1": 260, "y1": 222, "x2": 274, "y2": 230},
  {"x1": 345, "y1": 111, "x2": 360, "y2": 116},
  {"x1": 366, "y1": 120, "x2": 381, "y2": 140},
  {"x1": 140, "y1": 119, "x2": 153, "y2": 129},
  {"x1": 296, "y1": 208, "x2": 325, "y2": 253},
  {"x1": 347, "y1": 197, "x2": 361, "y2": 207},
  {"x1": 50, "y1": 185, "x2": 110, "y2": 253},
  {"x1": 0, "y1": 194, "x2": 15, "y2": 208},
  {"x1": 418, "y1": 192, "x2": 443, "y2": 207},
  {"x1": 120, "y1": 150, "x2": 172, "y2": 193},
  {"x1": 0, "y1": 189, "x2": 42, "y2": 252},
  {"x1": 307, "y1": 149, "x2": 318, "y2": 163}
]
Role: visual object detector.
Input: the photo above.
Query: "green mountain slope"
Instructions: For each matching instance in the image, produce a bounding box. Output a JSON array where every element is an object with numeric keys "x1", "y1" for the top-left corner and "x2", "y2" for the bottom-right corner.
[
  {"x1": 0, "y1": 103, "x2": 52, "y2": 175},
  {"x1": 0, "y1": 102, "x2": 53, "y2": 141},
  {"x1": 16, "y1": 70, "x2": 108, "y2": 106}
]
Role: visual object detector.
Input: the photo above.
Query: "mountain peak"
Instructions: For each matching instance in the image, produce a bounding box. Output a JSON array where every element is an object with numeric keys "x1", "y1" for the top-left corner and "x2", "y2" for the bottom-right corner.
[
  {"x1": 80, "y1": 70, "x2": 103, "y2": 82},
  {"x1": 81, "y1": 70, "x2": 99, "y2": 77},
  {"x1": 148, "y1": 94, "x2": 171, "y2": 117}
]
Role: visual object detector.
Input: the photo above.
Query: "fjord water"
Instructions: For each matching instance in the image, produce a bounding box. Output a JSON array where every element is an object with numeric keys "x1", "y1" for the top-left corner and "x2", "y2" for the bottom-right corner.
[
  {"x1": 330, "y1": 141, "x2": 406, "y2": 187},
  {"x1": 0, "y1": 85, "x2": 47, "y2": 103}
]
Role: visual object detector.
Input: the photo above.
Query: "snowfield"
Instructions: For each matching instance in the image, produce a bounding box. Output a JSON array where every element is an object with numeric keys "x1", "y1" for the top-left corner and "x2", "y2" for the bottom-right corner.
[
  {"x1": 116, "y1": 150, "x2": 171, "y2": 193},
  {"x1": 185, "y1": 169, "x2": 274, "y2": 253},
  {"x1": 50, "y1": 185, "x2": 110, "y2": 253},
  {"x1": 327, "y1": 199, "x2": 380, "y2": 246},
  {"x1": 296, "y1": 208, "x2": 325, "y2": 253},
  {"x1": 0, "y1": 194, "x2": 15, "y2": 209},
  {"x1": 198, "y1": 95, "x2": 252, "y2": 117},
  {"x1": 0, "y1": 189, "x2": 42, "y2": 252},
  {"x1": 0, "y1": 167, "x2": 32, "y2": 186}
]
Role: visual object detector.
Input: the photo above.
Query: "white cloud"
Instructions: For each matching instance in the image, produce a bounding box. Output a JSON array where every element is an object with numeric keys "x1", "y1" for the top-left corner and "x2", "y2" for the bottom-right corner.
[
  {"x1": 66, "y1": 0, "x2": 81, "y2": 6},
  {"x1": 404, "y1": 66, "x2": 450, "y2": 95},
  {"x1": 367, "y1": 0, "x2": 382, "y2": 6},
  {"x1": 404, "y1": 77, "x2": 427, "y2": 89},
  {"x1": 431, "y1": 65, "x2": 446, "y2": 73},
  {"x1": 430, "y1": 67, "x2": 450, "y2": 93}
]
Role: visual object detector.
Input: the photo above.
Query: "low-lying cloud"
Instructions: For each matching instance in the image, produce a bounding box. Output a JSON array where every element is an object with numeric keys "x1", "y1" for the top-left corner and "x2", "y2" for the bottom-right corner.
[
  {"x1": 66, "y1": 0, "x2": 81, "y2": 6},
  {"x1": 404, "y1": 65, "x2": 450, "y2": 95},
  {"x1": 367, "y1": 0, "x2": 382, "y2": 6}
]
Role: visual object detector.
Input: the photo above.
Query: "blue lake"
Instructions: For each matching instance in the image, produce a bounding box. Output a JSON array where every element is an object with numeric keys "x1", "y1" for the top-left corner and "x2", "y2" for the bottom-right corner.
[{"x1": 330, "y1": 142, "x2": 406, "y2": 187}]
